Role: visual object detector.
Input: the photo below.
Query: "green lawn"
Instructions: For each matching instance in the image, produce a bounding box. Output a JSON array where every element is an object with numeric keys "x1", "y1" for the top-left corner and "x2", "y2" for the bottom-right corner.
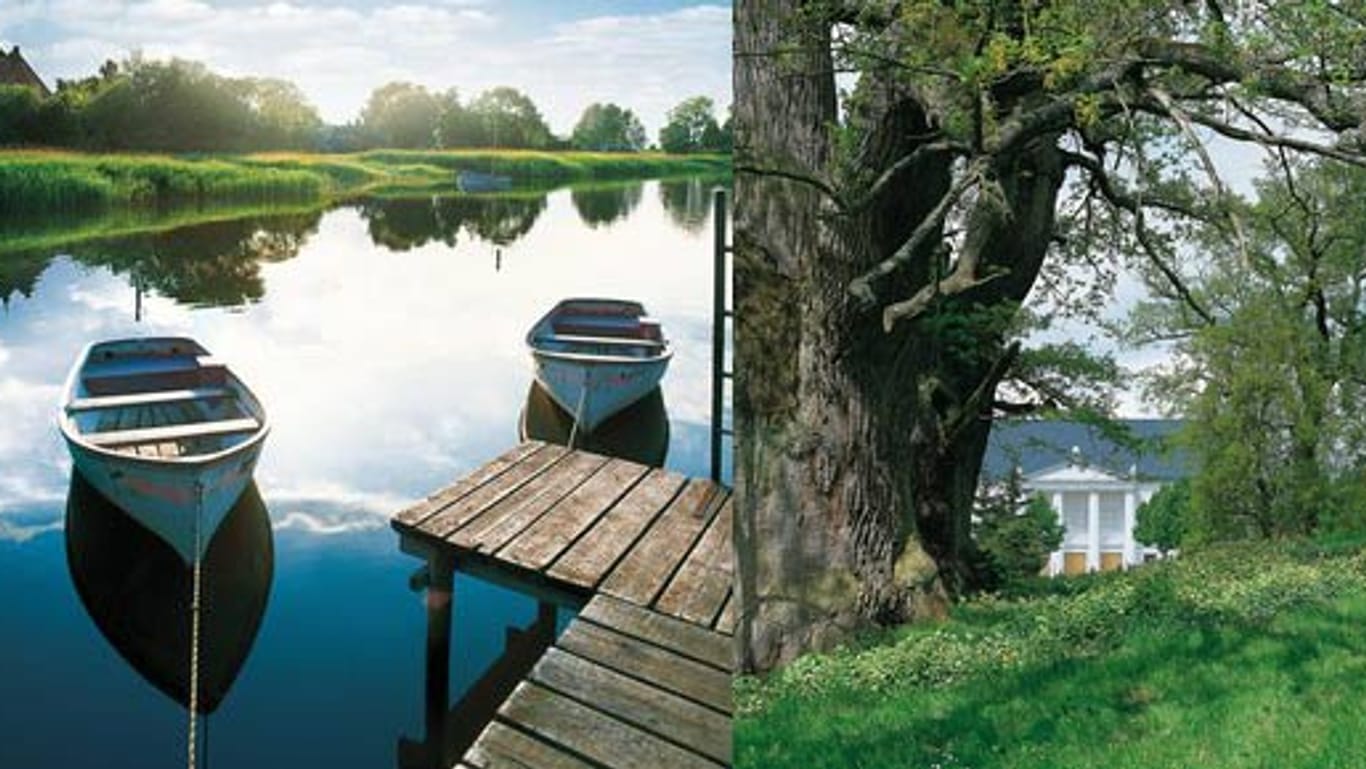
[{"x1": 737, "y1": 543, "x2": 1366, "y2": 768}]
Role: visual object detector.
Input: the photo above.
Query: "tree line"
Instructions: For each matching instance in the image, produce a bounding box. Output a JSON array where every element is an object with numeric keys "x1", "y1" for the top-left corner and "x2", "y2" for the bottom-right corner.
[{"x1": 0, "y1": 55, "x2": 731, "y2": 154}]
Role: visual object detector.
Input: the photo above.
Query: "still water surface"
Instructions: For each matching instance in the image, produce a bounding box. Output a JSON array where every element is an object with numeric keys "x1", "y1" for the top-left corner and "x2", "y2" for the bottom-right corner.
[{"x1": 0, "y1": 177, "x2": 728, "y2": 768}]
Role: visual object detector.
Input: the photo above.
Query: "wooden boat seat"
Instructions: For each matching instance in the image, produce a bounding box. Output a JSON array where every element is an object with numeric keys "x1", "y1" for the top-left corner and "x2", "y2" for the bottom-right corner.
[
  {"x1": 545, "y1": 334, "x2": 664, "y2": 350},
  {"x1": 84, "y1": 417, "x2": 261, "y2": 448},
  {"x1": 66, "y1": 386, "x2": 233, "y2": 413},
  {"x1": 552, "y1": 319, "x2": 656, "y2": 339},
  {"x1": 82, "y1": 355, "x2": 226, "y2": 396}
]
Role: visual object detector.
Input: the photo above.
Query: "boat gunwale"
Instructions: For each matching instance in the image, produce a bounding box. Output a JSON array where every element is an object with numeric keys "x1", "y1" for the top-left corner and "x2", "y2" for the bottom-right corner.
[
  {"x1": 524, "y1": 297, "x2": 671, "y2": 366},
  {"x1": 57, "y1": 337, "x2": 271, "y2": 468}
]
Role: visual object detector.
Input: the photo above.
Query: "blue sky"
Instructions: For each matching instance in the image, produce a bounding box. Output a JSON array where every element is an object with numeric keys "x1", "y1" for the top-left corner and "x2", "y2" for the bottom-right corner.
[{"x1": 0, "y1": 0, "x2": 731, "y2": 134}]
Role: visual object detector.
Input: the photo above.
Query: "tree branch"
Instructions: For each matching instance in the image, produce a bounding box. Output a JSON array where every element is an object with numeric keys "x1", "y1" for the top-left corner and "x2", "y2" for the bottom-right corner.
[
  {"x1": 733, "y1": 162, "x2": 843, "y2": 203},
  {"x1": 1135, "y1": 38, "x2": 1363, "y2": 132},
  {"x1": 1172, "y1": 107, "x2": 1366, "y2": 169},
  {"x1": 948, "y1": 341, "x2": 1022, "y2": 443},
  {"x1": 1060, "y1": 149, "x2": 1216, "y2": 326},
  {"x1": 848, "y1": 158, "x2": 986, "y2": 309},
  {"x1": 842, "y1": 140, "x2": 970, "y2": 215},
  {"x1": 1147, "y1": 86, "x2": 1252, "y2": 268}
]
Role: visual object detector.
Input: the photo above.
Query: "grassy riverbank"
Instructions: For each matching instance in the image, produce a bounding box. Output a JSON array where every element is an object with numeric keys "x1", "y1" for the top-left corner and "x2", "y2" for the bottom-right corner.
[
  {"x1": 736, "y1": 537, "x2": 1366, "y2": 768},
  {"x1": 0, "y1": 149, "x2": 730, "y2": 212}
]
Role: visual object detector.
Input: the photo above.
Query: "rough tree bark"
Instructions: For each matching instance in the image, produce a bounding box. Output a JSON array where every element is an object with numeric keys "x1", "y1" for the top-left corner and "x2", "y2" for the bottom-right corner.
[{"x1": 734, "y1": 0, "x2": 1065, "y2": 670}]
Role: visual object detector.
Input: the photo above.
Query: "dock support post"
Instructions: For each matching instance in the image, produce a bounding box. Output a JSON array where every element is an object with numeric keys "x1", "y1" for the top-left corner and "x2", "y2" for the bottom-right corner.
[{"x1": 423, "y1": 554, "x2": 455, "y2": 765}]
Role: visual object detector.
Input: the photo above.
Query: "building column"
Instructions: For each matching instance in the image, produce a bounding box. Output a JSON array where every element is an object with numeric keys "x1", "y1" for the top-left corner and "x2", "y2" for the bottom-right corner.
[
  {"x1": 1124, "y1": 489, "x2": 1137, "y2": 567},
  {"x1": 1052, "y1": 491, "x2": 1064, "y2": 576},
  {"x1": 1087, "y1": 491, "x2": 1100, "y2": 571}
]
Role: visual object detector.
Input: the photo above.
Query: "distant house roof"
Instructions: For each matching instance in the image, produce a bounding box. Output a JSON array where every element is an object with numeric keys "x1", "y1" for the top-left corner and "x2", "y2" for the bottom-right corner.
[
  {"x1": 982, "y1": 418, "x2": 1188, "y2": 482},
  {"x1": 0, "y1": 46, "x2": 50, "y2": 97}
]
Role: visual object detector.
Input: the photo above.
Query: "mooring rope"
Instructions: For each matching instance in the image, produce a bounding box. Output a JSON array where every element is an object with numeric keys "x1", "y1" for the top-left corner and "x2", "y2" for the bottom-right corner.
[
  {"x1": 187, "y1": 481, "x2": 204, "y2": 769},
  {"x1": 567, "y1": 369, "x2": 591, "y2": 449}
]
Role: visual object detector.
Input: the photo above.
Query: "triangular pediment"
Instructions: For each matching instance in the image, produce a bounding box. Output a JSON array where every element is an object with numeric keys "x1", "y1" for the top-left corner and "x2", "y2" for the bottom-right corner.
[{"x1": 1027, "y1": 463, "x2": 1126, "y2": 484}]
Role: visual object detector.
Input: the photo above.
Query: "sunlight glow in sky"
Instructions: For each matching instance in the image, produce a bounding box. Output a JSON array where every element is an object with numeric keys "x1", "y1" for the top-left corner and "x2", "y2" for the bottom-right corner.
[{"x1": 0, "y1": 0, "x2": 732, "y2": 134}]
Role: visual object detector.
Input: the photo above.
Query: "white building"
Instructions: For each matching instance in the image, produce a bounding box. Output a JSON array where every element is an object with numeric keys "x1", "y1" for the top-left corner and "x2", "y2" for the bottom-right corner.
[{"x1": 982, "y1": 420, "x2": 1185, "y2": 577}]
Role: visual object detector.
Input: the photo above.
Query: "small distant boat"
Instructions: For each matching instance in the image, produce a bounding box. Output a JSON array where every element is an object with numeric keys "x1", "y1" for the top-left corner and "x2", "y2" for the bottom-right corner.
[
  {"x1": 457, "y1": 170, "x2": 512, "y2": 192},
  {"x1": 57, "y1": 337, "x2": 269, "y2": 564},
  {"x1": 526, "y1": 298, "x2": 671, "y2": 434}
]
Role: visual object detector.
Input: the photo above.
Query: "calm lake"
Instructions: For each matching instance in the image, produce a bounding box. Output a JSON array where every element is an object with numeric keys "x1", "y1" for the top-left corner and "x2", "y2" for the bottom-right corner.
[{"x1": 0, "y1": 177, "x2": 730, "y2": 768}]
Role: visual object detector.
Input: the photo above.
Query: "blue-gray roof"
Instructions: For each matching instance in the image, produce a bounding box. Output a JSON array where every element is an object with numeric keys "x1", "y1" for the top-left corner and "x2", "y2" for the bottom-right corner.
[{"x1": 982, "y1": 419, "x2": 1188, "y2": 482}]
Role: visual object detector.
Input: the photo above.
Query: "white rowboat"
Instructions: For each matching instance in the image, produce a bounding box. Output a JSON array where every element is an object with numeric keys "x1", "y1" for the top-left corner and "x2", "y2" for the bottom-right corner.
[
  {"x1": 526, "y1": 298, "x2": 671, "y2": 434},
  {"x1": 57, "y1": 337, "x2": 269, "y2": 564}
]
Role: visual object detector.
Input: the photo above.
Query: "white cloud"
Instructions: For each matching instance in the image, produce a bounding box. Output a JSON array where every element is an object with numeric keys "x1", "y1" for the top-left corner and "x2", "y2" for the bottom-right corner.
[
  {"x1": 0, "y1": 518, "x2": 64, "y2": 543},
  {"x1": 273, "y1": 510, "x2": 384, "y2": 534},
  {"x1": 7, "y1": 2, "x2": 730, "y2": 133}
]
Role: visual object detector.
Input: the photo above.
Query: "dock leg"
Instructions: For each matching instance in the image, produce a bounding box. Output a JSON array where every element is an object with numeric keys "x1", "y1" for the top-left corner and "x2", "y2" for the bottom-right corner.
[{"x1": 421, "y1": 555, "x2": 455, "y2": 769}]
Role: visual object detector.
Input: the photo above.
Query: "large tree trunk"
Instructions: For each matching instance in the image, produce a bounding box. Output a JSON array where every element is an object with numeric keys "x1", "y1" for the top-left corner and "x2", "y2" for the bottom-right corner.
[{"x1": 734, "y1": 0, "x2": 1066, "y2": 671}]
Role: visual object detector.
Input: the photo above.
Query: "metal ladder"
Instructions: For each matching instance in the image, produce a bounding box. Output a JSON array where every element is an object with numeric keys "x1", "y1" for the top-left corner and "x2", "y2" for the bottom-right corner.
[{"x1": 710, "y1": 188, "x2": 733, "y2": 484}]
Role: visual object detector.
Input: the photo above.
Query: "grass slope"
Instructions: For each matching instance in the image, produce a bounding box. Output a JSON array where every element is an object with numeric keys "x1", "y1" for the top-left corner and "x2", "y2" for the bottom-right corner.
[{"x1": 736, "y1": 540, "x2": 1366, "y2": 768}]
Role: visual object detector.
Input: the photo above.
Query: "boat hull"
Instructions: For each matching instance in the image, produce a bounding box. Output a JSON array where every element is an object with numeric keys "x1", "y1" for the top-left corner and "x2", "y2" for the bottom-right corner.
[
  {"x1": 531, "y1": 351, "x2": 668, "y2": 433},
  {"x1": 65, "y1": 436, "x2": 263, "y2": 563},
  {"x1": 65, "y1": 473, "x2": 273, "y2": 713}
]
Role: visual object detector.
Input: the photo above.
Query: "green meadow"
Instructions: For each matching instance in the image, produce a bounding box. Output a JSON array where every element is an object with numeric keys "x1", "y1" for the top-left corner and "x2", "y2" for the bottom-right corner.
[{"x1": 736, "y1": 539, "x2": 1366, "y2": 769}]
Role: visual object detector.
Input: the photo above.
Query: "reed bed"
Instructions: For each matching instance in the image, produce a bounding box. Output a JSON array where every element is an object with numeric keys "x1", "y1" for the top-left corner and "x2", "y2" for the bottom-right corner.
[{"x1": 0, "y1": 148, "x2": 729, "y2": 214}]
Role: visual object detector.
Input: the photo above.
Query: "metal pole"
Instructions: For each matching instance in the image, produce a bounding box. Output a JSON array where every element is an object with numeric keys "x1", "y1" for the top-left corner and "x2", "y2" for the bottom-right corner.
[{"x1": 711, "y1": 188, "x2": 728, "y2": 483}]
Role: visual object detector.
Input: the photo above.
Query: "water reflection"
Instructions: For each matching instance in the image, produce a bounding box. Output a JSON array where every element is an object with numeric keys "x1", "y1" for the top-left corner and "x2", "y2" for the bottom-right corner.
[
  {"x1": 659, "y1": 177, "x2": 718, "y2": 233},
  {"x1": 65, "y1": 473, "x2": 273, "y2": 713},
  {"x1": 519, "y1": 381, "x2": 669, "y2": 467},
  {"x1": 571, "y1": 183, "x2": 643, "y2": 229},
  {"x1": 359, "y1": 194, "x2": 549, "y2": 252},
  {"x1": 1, "y1": 210, "x2": 322, "y2": 309}
]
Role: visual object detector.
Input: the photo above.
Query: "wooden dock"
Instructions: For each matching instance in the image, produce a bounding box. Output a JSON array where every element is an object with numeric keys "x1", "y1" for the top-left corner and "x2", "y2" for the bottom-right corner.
[{"x1": 392, "y1": 441, "x2": 733, "y2": 769}]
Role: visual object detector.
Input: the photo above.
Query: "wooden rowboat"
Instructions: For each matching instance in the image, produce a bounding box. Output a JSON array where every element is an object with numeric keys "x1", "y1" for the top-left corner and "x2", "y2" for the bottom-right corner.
[
  {"x1": 526, "y1": 298, "x2": 671, "y2": 434},
  {"x1": 56, "y1": 337, "x2": 269, "y2": 564}
]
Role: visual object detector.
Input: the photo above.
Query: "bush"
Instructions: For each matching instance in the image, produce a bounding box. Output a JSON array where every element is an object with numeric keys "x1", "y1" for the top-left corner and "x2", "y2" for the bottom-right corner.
[
  {"x1": 1135, "y1": 477, "x2": 1190, "y2": 552},
  {"x1": 971, "y1": 472, "x2": 1064, "y2": 592}
]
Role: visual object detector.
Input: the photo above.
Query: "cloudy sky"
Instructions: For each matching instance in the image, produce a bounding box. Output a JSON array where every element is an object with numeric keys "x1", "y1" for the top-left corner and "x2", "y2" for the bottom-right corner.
[{"x1": 0, "y1": 0, "x2": 731, "y2": 135}]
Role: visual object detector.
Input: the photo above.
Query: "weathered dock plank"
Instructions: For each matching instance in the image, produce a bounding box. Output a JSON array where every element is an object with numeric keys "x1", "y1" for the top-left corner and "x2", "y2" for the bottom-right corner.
[
  {"x1": 451, "y1": 450, "x2": 608, "y2": 552},
  {"x1": 530, "y1": 647, "x2": 731, "y2": 763},
  {"x1": 394, "y1": 442, "x2": 546, "y2": 529},
  {"x1": 715, "y1": 594, "x2": 736, "y2": 635},
  {"x1": 656, "y1": 497, "x2": 733, "y2": 627},
  {"x1": 546, "y1": 468, "x2": 686, "y2": 588},
  {"x1": 495, "y1": 458, "x2": 650, "y2": 571},
  {"x1": 422, "y1": 445, "x2": 568, "y2": 538},
  {"x1": 498, "y1": 682, "x2": 722, "y2": 769},
  {"x1": 463, "y1": 720, "x2": 595, "y2": 769},
  {"x1": 555, "y1": 619, "x2": 732, "y2": 714},
  {"x1": 599, "y1": 479, "x2": 721, "y2": 607},
  {"x1": 579, "y1": 593, "x2": 732, "y2": 672}
]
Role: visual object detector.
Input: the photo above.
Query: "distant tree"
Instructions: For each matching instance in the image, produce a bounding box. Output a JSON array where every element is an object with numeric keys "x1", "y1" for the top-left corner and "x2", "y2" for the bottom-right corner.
[
  {"x1": 571, "y1": 103, "x2": 647, "y2": 151},
  {"x1": 1132, "y1": 159, "x2": 1366, "y2": 543},
  {"x1": 0, "y1": 85, "x2": 44, "y2": 144},
  {"x1": 359, "y1": 82, "x2": 442, "y2": 149},
  {"x1": 467, "y1": 87, "x2": 552, "y2": 149},
  {"x1": 241, "y1": 78, "x2": 322, "y2": 150},
  {"x1": 659, "y1": 96, "x2": 721, "y2": 154},
  {"x1": 1135, "y1": 479, "x2": 1189, "y2": 554},
  {"x1": 971, "y1": 472, "x2": 1064, "y2": 591},
  {"x1": 434, "y1": 88, "x2": 480, "y2": 148}
]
